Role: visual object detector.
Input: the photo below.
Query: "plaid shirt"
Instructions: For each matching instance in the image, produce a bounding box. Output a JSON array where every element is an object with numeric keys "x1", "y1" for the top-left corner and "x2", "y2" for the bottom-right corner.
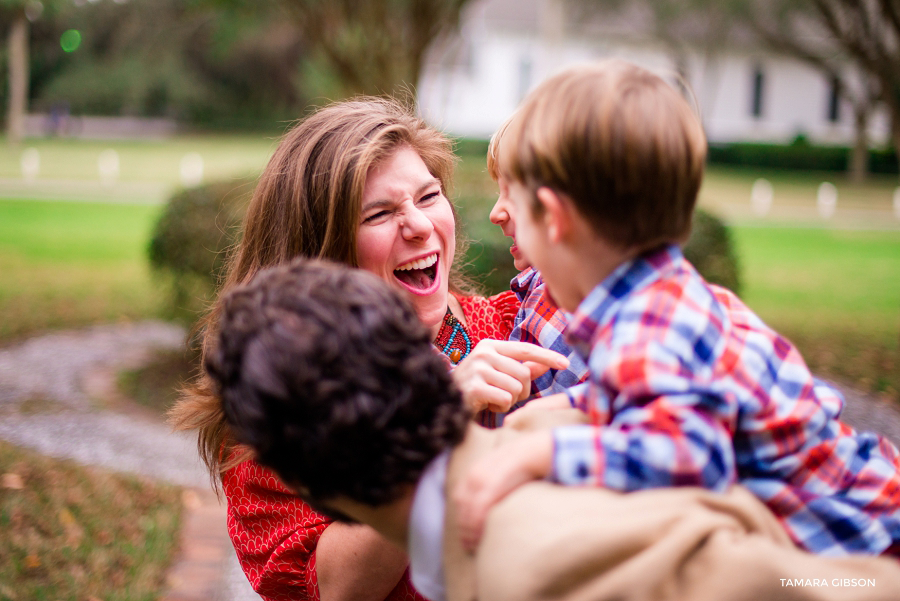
[
  {"x1": 509, "y1": 268, "x2": 589, "y2": 398},
  {"x1": 553, "y1": 244, "x2": 900, "y2": 556}
]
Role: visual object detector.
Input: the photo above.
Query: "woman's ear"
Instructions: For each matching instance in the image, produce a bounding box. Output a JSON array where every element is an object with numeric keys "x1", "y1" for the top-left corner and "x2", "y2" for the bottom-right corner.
[{"x1": 535, "y1": 187, "x2": 572, "y2": 244}]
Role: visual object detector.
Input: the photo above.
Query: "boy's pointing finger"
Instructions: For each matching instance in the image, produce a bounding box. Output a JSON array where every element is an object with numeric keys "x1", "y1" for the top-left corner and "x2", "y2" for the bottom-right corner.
[{"x1": 495, "y1": 341, "x2": 569, "y2": 369}]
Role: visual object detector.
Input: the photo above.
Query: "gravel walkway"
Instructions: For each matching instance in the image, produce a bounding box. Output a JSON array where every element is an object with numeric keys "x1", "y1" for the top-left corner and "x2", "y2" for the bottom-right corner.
[
  {"x1": 1, "y1": 321, "x2": 899, "y2": 601},
  {"x1": 0, "y1": 321, "x2": 260, "y2": 601}
]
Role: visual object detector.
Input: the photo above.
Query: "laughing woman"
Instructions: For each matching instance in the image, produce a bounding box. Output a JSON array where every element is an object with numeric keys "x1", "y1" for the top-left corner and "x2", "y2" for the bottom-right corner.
[{"x1": 171, "y1": 98, "x2": 565, "y2": 601}]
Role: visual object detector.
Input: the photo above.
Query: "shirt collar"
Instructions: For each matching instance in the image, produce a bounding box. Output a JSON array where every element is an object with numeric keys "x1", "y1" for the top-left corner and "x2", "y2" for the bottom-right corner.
[
  {"x1": 408, "y1": 450, "x2": 451, "y2": 601},
  {"x1": 510, "y1": 267, "x2": 539, "y2": 301},
  {"x1": 565, "y1": 244, "x2": 683, "y2": 356}
]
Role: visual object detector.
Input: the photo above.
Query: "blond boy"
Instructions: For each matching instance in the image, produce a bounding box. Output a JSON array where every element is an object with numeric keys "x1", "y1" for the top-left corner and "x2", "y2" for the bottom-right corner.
[{"x1": 455, "y1": 60, "x2": 900, "y2": 558}]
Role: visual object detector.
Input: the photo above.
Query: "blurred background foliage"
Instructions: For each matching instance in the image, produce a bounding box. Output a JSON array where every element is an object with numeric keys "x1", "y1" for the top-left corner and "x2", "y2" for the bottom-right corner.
[
  {"x1": 1, "y1": 0, "x2": 471, "y2": 132},
  {"x1": 2, "y1": 0, "x2": 306, "y2": 130}
]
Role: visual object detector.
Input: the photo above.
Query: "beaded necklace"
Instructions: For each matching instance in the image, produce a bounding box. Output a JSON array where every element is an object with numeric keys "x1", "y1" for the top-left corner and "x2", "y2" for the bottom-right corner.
[{"x1": 433, "y1": 307, "x2": 472, "y2": 365}]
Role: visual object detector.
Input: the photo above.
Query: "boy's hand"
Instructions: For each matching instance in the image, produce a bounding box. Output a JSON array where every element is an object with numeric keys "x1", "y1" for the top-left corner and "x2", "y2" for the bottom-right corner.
[
  {"x1": 452, "y1": 430, "x2": 554, "y2": 552},
  {"x1": 452, "y1": 340, "x2": 569, "y2": 414}
]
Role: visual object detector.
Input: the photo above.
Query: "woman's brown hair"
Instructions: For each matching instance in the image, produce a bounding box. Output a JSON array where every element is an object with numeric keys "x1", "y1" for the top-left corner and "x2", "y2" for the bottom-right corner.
[{"x1": 169, "y1": 97, "x2": 463, "y2": 482}]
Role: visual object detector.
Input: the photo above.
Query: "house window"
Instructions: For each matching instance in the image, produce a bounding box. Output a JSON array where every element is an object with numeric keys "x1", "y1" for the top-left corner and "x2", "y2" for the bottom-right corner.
[
  {"x1": 827, "y1": 76, "x2": 841, "y2": 123},
  {"x1": 517, "y1": 56, "x2": 532, "y2": 102},
  {"x1": 751, "y1": 66, "x2": 764, "y2": 118}
]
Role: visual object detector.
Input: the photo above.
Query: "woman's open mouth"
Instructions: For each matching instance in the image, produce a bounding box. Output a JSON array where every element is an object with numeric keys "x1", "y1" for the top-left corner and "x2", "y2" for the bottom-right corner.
[{"x1": 393, "y1": 252, "x2": 440, "y2": 295}]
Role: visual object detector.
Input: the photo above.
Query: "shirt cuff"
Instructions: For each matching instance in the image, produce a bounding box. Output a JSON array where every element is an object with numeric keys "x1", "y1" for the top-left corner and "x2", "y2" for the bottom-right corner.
[
  {"x1": 551, "y1": 424, "x2": 603, "y2": 486},
  {"x1": 564, "y1": 382, "x2": 589, "y2": 409}
]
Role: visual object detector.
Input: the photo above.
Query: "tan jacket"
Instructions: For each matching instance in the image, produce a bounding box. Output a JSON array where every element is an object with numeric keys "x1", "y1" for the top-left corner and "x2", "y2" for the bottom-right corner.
[{"x1": 442, "y1": 419, "x2": 900, "y2": 601}]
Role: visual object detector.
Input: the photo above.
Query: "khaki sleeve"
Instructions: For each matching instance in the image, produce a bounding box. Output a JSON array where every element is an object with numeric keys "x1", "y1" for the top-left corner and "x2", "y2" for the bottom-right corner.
[{"x1": 475, "y1": 483, "x2": 900, "y2": 601}]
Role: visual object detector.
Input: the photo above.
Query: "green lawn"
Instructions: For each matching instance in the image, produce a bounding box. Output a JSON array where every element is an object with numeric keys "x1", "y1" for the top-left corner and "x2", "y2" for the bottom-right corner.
[
  {"x1": 0, "y1": 134, "x2": 277, "y2": 203},
  {"x1": 732, "y1": 226, "x2": 899, "y2": 397},
  {"x1": 734, "y1": 226, "x2": 899, "y2": 338},
  {"x1": 0, "y1": 135, "x2": 278, "y2": 341},
  {"x1": 0, "y1": 199, "x2": 166, "y2": 342}
]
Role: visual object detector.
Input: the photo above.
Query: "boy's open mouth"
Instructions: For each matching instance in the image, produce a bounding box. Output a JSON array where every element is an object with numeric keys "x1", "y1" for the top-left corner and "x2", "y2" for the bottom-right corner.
[{"x1": 393, "y1": 252, "x2": 439, "y2": 293}]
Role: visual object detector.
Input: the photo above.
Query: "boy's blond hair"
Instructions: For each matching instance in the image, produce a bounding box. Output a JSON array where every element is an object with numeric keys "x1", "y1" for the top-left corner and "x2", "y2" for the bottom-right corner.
[
  {"x1": 486, "y1": 113, "x2": 516, "y2": 181},
  {"x1": 498, "y1": 60, "x2": 707, "y2": 251}
]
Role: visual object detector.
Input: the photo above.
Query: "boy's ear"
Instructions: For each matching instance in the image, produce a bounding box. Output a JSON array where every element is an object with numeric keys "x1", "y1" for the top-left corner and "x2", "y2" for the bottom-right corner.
[{"x1": 535, "y1": 187, "x2": 572, "y2": 244}]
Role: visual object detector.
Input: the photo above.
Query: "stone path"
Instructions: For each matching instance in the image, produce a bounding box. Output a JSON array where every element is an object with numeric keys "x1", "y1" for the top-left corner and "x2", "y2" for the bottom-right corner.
[
  {"x1": 0, "y1": 321, "x2": 260, "y2": 601},
  {"x1": 2, "y1": 321, "x2": 900, "y2": 600}
]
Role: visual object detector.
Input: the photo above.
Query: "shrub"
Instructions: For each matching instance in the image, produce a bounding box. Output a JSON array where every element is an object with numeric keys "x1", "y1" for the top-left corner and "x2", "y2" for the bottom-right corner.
[
  {"x1": 683, "y1": 208, "x2": 741, "y2": 295},
  {"x1": 460, "y1": 237, "x2": 519, "y2": 297},
  {"x1": 148, "y1": 178, "x2": 255, "y2": 322},
  {"x1": 707, "y1": 140, "x2": 898, "y2": 174}
]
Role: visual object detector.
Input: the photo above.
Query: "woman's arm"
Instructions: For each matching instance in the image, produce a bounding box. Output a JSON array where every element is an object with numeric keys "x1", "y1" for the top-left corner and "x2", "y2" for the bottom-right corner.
[
  {"x1": 317, "y1": 522, "x2": 409, "y2": 601},
  {"x1": 225, "y1": 459, "x2": 419, "y2": 601}
]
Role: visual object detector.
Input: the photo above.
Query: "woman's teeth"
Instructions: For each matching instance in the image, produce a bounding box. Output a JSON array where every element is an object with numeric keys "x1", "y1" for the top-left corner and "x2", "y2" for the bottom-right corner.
[
  {"x1": 395, "y1": 253, "x2": 437, "y2": 272},
  {"x1": 393, "y1": 253, "x2": 439, "y2": 291}
]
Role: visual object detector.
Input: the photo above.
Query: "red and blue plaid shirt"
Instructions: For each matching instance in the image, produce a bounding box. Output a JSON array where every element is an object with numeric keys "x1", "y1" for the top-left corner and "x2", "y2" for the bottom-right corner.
[
  {"x1": 553, "y1": 244, "x2": 900, "y2": 556},
  {"x1": 509, "y1": 268, "x2": 589, "y2": 398}
]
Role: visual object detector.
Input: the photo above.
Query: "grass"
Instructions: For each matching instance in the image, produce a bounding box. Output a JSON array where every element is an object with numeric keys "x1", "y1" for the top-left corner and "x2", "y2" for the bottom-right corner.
[
  {"x1": 0, "y1": 439, "x2": 182, "y2": 600},
  {"x1": 732, "y1": 226, "x2": 900, "y2": 398},
  {"x1": 0, "y1": 200, "x2": 167, "y2": 342},
  {"x1": 0, "y1": 135, "x2": 277, "y2": 193},
  {"x1": 698, "y1": 165, "x2": 899, "y2": 228}
]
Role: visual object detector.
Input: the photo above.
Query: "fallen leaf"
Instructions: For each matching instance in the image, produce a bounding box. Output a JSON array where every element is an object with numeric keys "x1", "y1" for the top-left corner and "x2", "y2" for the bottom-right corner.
[
  {"x1": 59, "y1": 508, "x2": 84, "y2": 546},
  {"x1": 24, "y1": 554, "x2": 40, "y2": 569},
  {"x1": 2, "y1": 472, "x2": 24, "y2": 489}
]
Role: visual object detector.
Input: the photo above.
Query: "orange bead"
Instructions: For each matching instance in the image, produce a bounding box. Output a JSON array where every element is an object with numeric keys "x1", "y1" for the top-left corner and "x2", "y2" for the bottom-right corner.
[{"x1": 450, "y1": 349, "x2": 462, "y2": 363}]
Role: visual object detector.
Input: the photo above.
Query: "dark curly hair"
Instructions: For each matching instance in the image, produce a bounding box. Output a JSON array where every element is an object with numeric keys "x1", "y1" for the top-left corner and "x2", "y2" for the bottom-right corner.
[{"x1": 205, "y1": 258, "x2": 470, "y2": 507}]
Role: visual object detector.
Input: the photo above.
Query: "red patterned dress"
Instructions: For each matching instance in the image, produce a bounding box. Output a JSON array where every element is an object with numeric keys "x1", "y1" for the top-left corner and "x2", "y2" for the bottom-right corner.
[{"x1": 224, "y1": 291, "x2": 519, "y2": 601}]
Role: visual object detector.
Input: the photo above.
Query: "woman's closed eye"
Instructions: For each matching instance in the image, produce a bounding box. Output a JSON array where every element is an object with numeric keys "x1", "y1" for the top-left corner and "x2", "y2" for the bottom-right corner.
[
  {"x1": 418, "y1": 190, "x2": 441, "y2": 205},
  {"x1": 362, "y1": 209, "x2": 390, "y2": 223}
]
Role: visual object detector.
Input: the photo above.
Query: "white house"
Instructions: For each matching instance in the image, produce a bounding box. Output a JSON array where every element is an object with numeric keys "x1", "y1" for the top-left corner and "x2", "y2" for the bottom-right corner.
[{"x1": 418, "y1": 0, "x2": 891, "y2": 147}]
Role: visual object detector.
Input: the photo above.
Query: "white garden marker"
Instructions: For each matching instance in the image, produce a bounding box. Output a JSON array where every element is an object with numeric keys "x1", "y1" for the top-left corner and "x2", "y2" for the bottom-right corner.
[
  {"x1": 98, "y1": 149, "x2": 120, "y2": 186},
  {"x1": 893, "y1": 187, "x2": 900, "y2": 220},
  {"x1": 751, "y1": 178, "x2": 773, "y2": 217},
  {"x1": 180, "y1": 153, "x2": 204, "y2": 187},
  {"x1": 816, "y1": 182, "x2": 837, "y2": 219},
  {"x1": 21, "y1": 147, "x2": 40, "y2": 182}
]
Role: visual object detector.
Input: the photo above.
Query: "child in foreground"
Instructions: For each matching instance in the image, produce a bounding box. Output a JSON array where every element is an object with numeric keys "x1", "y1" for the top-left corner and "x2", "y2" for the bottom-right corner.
[
  {"x1": 455, "y1": 59, "x2": 900, "y2": 557},
  {"x1": 205, "y1": 257, "x2": 900, "y2": 601}
]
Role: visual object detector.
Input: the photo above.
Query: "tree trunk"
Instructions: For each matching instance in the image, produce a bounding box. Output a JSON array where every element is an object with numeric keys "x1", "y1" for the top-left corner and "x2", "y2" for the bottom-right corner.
[
  {"x1": 849, "y1": 105, "x2": 869, "y2": 184},
  {"x1": 893, "y1": 111, "x2": 900, "y2": 182},
  {"x1": 6, "y1": 15, "x2": 29, "y2": 146}
]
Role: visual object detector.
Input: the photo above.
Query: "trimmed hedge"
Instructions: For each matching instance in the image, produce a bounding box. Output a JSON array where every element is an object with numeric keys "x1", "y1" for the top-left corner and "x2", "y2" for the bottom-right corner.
[
  {"x1": 148, "y1": 178, "x2": 254, "y2": 321},
  {"x1": 707, "y1": 139, "x2": 898, "y2": 174},
  {"x1": 682, "y1": 209, "x2": 741, "y2": 295}
]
